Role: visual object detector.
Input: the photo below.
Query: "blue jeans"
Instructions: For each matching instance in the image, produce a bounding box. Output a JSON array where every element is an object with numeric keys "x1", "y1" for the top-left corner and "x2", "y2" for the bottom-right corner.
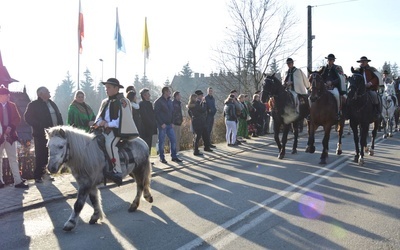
[{"x1": 158, "y1": 124, "x2": 177, "y2": 160}]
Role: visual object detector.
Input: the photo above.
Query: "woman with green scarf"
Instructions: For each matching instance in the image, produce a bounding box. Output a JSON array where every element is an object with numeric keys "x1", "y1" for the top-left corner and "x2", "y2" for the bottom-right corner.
[{"x1": 67, "y1": 90, "x2": 95, "y2": 132}]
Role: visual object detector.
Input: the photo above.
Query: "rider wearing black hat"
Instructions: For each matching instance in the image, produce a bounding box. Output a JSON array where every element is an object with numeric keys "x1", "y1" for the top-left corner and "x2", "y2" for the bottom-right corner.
[
  {"x1": 320, "y1": 53, "x2": 345, "y2": 120},
  {"x1": 95, "y1": 78, "x2": 139, "y2": 185}
]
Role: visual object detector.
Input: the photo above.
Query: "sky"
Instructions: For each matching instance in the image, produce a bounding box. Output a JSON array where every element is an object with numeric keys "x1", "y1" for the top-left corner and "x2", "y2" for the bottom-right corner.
[{"x1": 0, "y1": 0, "x2": 399, "y2": 99}]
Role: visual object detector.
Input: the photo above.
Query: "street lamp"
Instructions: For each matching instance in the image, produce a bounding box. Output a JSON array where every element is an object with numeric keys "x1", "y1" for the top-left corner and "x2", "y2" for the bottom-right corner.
[
  {"x1": 99, "y1": 59, "x2": 104, "y2": 99},
  {"x1": 99, "y1": 59, "x2": 104, "y2": 82}
]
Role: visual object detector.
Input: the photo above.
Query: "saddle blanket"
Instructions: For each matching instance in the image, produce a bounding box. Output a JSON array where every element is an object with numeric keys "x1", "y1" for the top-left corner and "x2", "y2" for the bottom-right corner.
[{"x1": 119, "y1": 147, "x2": 135, "y2": 165}]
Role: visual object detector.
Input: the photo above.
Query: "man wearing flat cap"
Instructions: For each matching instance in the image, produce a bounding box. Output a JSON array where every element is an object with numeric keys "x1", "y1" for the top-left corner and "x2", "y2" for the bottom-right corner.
[
  {"x1": 355, "y1": 56, "x2": 382, "y2": 118},
  {"x1": 283, "y1": 58, "x2": 310, "y2": 114},
  {"x1": 95, "y1": 78, "x2": 139, "y2": 185},
  {"x1": 188, "y1": 90, "x2": 213, "y2": 155},
  {"x1": 0, "y1": 85, "x2": 28, "y2": 188},
  {"x1": 381, "y1": 70, "x2": 392, "y2": 94},
  {"x1": 319, "y1": 54, "x2": 346, "y2": 120}
]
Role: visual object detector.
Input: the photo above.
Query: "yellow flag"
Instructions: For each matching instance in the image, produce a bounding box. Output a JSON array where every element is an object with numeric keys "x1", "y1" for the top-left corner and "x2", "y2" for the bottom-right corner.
[{"x1": 142, "y1": 17, "x2": 150, "y2": 59}]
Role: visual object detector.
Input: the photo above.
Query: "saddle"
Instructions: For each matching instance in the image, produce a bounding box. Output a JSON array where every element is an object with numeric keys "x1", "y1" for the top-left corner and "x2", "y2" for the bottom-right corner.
[{"x1": 91, "y1": 127, "x2": 136, "y2": 184}]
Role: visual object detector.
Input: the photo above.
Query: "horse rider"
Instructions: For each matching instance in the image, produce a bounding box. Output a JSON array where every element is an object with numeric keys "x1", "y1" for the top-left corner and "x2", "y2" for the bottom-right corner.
[
  {"x1": 320, "y1": 54, "x2": 346, "y2": 120},
  {"x1": 382, "y1": 70, "x2": 398, "y2": 107},
  {"x1": 355, "y1": 56, "x2": 382, "y2": 119},
  {"x1": 283, "y1": 58, "x2": 310, "y2": 114},
  {"x1": 381, "y1": 69, "x2": 392, "y2": 95},
  {"x1": 95, "y1": 78, "x2": 139, "y2": 185}
]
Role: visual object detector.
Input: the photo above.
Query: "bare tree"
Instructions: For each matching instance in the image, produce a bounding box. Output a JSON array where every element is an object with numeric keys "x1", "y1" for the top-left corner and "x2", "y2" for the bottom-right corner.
[{"x1": 214, "y1": 0, "x2": 304, "y2": 92}]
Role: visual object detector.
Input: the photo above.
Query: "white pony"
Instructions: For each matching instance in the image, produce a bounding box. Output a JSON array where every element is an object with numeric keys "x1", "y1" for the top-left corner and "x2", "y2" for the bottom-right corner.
[
  {"x1": 46, "y1": 126, "x2": 153, "y2": 231},
  {"x1": 381, "y1": 82, "x2": 397, "y2": 138}
]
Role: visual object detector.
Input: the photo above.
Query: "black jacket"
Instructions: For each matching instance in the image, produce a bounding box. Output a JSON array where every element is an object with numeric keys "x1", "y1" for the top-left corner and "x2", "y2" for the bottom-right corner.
[
  {"x1": 188, "y1": 100, "x2": 207, "y2": 131},
  {"x1": 154, "y1": 96, "x2": 173, "y2": 127},
  {"x1": 139, "y1": 100, "x2": 157, "y2": 136},
  {"x1": 24, "y1": 98, "x2": 63, "y2": 138},
  {"x1": 172, "y1": 99, "x2": 183, "y2": 126}
]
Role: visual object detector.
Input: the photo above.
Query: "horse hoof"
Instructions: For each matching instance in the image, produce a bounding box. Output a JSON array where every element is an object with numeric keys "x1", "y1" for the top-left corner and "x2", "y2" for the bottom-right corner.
[
  {"x1": 336, "y1": 149, "x2": 342, "y2": 155},
  {"x1": 353, "y1": 156, "x2": 358, "y2": 163},
  {"x1": 291, "y1": 149, "x2": 297, "y2": 154},
  {"x1": 128, "y1": 204, "x2": 138, "y2": 213},
  {"x1": 369, "y1": 150, "x2": 374, "y2": 156},
  {"x1": 89, "y1": 216, "x2": 99, "y2": 225},
  {"x1": 389, "y1": 133, "x2": 393, "y2": 137},
  {"x1": 63, "y1": 220, "x2": 76, "y2": 231},
  {"x1": 358, "y1": 158, "x2": 364, "y2": 166},
  {"x1": 383, "y1": 135, "x2": 387, "y2": 139},
  {"x1": 144, "y1": 195, "x2": 153, "y2": 203},
  {"x1": 309, "y1": 146, "x2": 316, "y2": 154},
  {"x1": 319, "y1": 159, "x2": 326, "y2": 164},
  {"x1": 278, "y1": 154, "x2": 284, "y2": 160},
  {"x1": 305, "y1": 147, "x2": 310, "y2": 153}
]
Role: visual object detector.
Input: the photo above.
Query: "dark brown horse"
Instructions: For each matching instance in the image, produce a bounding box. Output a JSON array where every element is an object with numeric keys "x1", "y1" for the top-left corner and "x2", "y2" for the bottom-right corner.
[
  {"x1": 347, "y1": 68, "x2": 380, "y2": 165},
  {"x1": 261, "y1": 73, "x2": 309, "y2": 159},
  {"x1": 305, "y1": 71, "x2": 345, "y2": 164}
]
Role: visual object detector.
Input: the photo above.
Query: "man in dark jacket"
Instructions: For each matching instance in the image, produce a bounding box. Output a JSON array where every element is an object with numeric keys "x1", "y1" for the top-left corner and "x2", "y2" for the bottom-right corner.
[
  {"x1": 172, "y1": 91, "x2": 183, "y2": 152},
  {"x1": 154, "y1": 87, "x2": 182, "y2": 164},
  {"x1": 24, "y1": 86, "x2": 63, "y2": 183},
  {"x1": 205, "y1": 87, "x2": 217, "y2": 148},
  {"x1": 188, "y1": 90, "x2": 213, "y2": 155},
  {"x1": 139, "y1": 88, "x2": 157, "y2": 154}
]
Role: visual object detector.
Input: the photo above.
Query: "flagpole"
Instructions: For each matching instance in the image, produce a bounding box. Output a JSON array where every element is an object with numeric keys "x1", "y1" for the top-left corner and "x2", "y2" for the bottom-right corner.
[
  {"x1": 115, "y1": 40, "x2": 117, "y2": 78},
  {"x1": 77, "y1": 0, "x2": 81, "y2": 89},
  {"x1": 115, "y1": 7, "x2": 117, "y2": 78}
]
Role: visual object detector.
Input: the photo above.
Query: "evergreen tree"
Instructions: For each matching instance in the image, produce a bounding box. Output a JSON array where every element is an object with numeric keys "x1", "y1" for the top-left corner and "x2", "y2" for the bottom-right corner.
[
  {"x1": 269, "y1": 58, "x2": 279, "y2": 74},
  {"x1": 53, "y1": 71, "x2": 75, "y2": 122},
  {"x1": 180, "y1": 63, "x2": 193, "y2": 78},
  {"x1": 80, "y1": 68, "x2": 97, "y2": 109},
  {"x1": 391, "y1": 63, "x2": 399, "y2": 78}
]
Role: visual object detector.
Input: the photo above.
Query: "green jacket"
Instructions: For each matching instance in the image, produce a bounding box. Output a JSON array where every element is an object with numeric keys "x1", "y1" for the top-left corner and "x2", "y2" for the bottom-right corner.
[{"x1": 67, "y1": 102, "x2": 95, "y2": 132}]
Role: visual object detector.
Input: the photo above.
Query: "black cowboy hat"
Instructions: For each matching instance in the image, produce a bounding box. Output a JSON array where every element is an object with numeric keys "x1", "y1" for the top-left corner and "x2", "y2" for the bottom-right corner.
[
  {"x1": 0, "y1": 85, "x2": 10, "y2": 95},
  {"x1": 356, "y1": 56, "x2": 371, "y2": 63},
  {"x1": 102, "y1": 78, "x2": 124, "y2": 88},
  {"x1": 383, "y1": 70, "x2": 390, "y2": 74},
  {"x1": 325, "y1": 54, "x2": 336, "y2": 60},
  {"x1": 195, "y1": 90, "x2": 203, "y2": 96},
  {"x1": 286, "y1": 58, "x2": 294, "y2": 63}
]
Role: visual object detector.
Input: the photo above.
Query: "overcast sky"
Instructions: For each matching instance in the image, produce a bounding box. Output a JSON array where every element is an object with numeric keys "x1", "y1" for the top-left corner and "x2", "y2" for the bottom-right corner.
[{"x1": 1, "y1": 0, "x2": 399, "y2": 99}]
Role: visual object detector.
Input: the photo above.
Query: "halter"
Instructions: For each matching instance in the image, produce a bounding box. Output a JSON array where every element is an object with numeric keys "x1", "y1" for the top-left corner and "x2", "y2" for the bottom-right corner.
[
  {"x1": 61, "y1": 141, "x2": 70, "y2": 163},
  {"x1": 349, "y1": 73, "x2": 367, "y2": 100},
  {"x1": 310, "y1": 72, "x2": 323, "y2": 101}
]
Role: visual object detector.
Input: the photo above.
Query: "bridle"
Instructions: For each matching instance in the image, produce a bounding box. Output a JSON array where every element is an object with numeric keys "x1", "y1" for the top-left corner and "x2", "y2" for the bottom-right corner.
[
  {"x1": 61, "y1": 140, "x2": 70, "y2": 164},
  {"x1": 349, "y1": 73, "x2": 367, "y2": 101},
  {"x1": 309, "y1": 72, "x2": 323, "y2": 101}
]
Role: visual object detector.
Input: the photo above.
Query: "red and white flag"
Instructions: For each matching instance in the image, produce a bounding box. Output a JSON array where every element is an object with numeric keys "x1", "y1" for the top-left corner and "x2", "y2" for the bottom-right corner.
[{"x1": 78, "y1": 0, "x2": 84, "y2": 54}]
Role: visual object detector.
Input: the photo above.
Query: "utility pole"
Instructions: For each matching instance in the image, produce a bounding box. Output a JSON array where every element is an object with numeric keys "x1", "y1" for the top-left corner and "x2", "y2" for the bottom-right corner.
[
  {"x1": 307, "y1": 5, "x2": 314, "y2": 74},
  {"x1": 307, "y1": 0, "x2": 357, "y2": 74}
]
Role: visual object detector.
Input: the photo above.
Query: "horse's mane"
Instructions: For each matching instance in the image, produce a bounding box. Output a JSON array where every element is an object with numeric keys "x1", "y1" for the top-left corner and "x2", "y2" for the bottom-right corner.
[{"x1": 47, "y1": 126, "x2": 104, "y2": 177}]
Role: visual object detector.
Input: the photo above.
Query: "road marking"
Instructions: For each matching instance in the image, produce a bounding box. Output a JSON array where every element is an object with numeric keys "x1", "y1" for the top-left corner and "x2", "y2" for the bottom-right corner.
[{"x1": 177, "y1": 155, "x2": 350, "y2": 250}]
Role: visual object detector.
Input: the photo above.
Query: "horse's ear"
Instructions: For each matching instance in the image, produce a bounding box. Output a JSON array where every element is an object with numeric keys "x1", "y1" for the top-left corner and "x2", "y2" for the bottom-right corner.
[{"x1": 59, "y1": 128, "x2": 66, "y2": 138}]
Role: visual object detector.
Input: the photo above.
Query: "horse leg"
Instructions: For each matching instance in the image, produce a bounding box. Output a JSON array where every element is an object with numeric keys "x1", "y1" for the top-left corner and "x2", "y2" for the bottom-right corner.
[
  {"x1": 129, "y1": 173, "x2": 143, "y2": 212},
  {"x1": 306, "y1": 122, "x2": 316, "y2": 154},
  {"x1": 142, "y1": 161, "x2": 153, "y2": 204},
  {"x1": 291, "y1": 122, "x2": 298, "y2": 154},
  {"x1": 319, "y1": 127, "x2": 331, "y2": 164},
  {"x1": 88, "y1": 187, "x2": 103, "y2": 224},
  {"x1": 351, "y1": 122, "x2": 360, "y2": 163},
  {"x1": 63, "y1": 185, "x2": 90, "y2": 231},
  {"x1": 359, "y1": 124, "x2": 369, "y2": 166},
  {"x1": 382, "y1": 116, "x2": 388, "y2": 139},
  {"x1": 273, "y1": 124, "x2": 282, "y2": 153},
  {"x1": 278, "y1": 126, "x2": 289, "y2": 159},
  {"x1": 336, "y1": 119, "x2": 344, "y2": 155},
  {"x1": 369, "y1": 121, "x2": 379, "y2": 156},
  {"x1": 389, "y1": 116, "x2": 394, "y2": 137}
]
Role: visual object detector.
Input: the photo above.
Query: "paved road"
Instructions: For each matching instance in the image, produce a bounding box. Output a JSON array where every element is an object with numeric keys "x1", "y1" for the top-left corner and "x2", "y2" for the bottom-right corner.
[{"x1": 0, "y1": 126, "x2": 399, "y2": 249}]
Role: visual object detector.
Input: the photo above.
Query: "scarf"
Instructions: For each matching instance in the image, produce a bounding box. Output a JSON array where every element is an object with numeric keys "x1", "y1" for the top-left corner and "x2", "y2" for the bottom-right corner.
[{"x1": 71, "y1": 100, "x2": 94, "y2": 117}]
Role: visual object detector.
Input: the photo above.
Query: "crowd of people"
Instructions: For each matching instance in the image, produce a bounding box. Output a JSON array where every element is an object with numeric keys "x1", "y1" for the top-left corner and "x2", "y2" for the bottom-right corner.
[{"x1": 0, "y1": 54, "x2": 397, "y2": 188}]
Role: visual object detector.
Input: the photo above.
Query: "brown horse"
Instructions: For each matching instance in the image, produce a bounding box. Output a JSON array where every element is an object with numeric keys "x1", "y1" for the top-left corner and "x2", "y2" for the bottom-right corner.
[{"x1": 305, "y1": 71, "x2": 345, "y2": 164}]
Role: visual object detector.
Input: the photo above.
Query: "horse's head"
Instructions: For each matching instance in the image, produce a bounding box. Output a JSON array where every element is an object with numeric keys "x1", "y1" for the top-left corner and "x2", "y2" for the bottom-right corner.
[
  {"x1": 261, "y1": 73, "x2": 281, "y2": 102},
  {"x1": 308, "y1": 70, "x2": 325, "y2": 102},
  {"x1": 46, "y1": 127, "x2": 69, "y2": 174},
  {"x1": 348, "y1": 67, "x2": 366, "y2": 100},
  {"x1": 384, "y1": 82, "x2": 395, "y2": 97}
]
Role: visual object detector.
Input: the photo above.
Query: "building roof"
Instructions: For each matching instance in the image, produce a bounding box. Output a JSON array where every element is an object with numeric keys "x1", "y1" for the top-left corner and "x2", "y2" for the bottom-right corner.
[{"x1": 10, "y1": 89, "x2": 33, "y2": 142}]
